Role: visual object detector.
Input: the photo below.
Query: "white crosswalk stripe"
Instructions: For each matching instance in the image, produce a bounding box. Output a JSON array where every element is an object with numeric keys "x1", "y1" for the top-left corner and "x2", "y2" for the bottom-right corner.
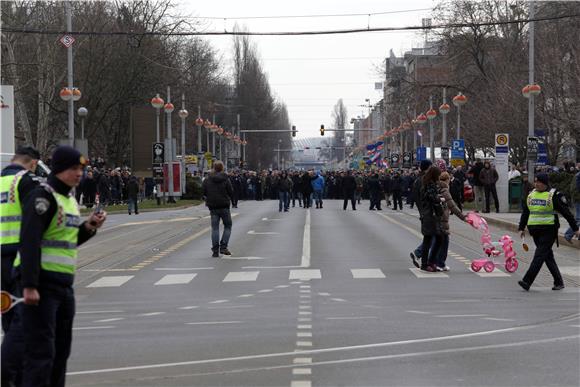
[
  {"x1": 154, "y1": 274, "x2": 197, "y2": 285},
  {"x1": 83, "y1": 267, "x2": 514, "y2": 288}
]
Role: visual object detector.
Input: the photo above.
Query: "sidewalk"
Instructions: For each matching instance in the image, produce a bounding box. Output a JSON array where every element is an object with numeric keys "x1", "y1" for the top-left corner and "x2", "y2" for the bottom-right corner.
[{"x1": 482, "y1": 212, "x2": 580, "y2": 249}]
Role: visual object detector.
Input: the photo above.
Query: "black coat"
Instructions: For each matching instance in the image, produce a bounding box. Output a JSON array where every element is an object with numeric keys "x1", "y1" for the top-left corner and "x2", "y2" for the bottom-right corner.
[
  {"x1": 418, "y1": 182, "x2": 443, "y2": 236},
  {"x1": 202, "y1": 172, "x2": 234, "y2": 210},
  {"x1": 341, "y1": 175, "x2": 357, "y2": 194},
  {"x1": 127, "y1": 177, "x2": 139, "y2": 199}
]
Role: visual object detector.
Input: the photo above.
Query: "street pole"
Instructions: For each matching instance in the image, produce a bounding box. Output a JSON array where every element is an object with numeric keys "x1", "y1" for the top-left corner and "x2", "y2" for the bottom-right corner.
[
  {"x1": 527, "y1": 1, "x2": 536, "y2": 183},
  {"x1": 429, "y1": 96, "x2": 435, "y2": 161},
  {"x1": 65, "y1": 1, "x2": 74, "y2": 147},
  {"x1": 181, "y1": 93, "x2": 186, "y2": 160},
  {"x1": 212, "y1": 113, "x2": 216, "y2": 157},
  {"x1": 155, "y1": 108, "x2": 160, "y2": 143},
  {"x1": 277, "y1": 141, "x2": 281, "y2": 169},
  {"x1": 413, "y1": 108, "x2": 417, "y2": 151},
  {"x1": 81, "y1": 117, "x2": 85, "y2": 140},
  {"x1": 442, "y1": 87, "x2": 447, "y2": 146},
  {"x1": 197, "y1": 105, "x2": 202, "y2": 154},
  {"x1": 242, "y1": 133, "x2": 246, "y2": 164},
  {"x1": 456, "y1": 105, "x2": 461, "y2": 140},
  {"x1": 166, "y1": 86, "x2": 174, "y2": 202},
  {"x1": 237, "y1": 114, "x2": 241, "y2": 166}
]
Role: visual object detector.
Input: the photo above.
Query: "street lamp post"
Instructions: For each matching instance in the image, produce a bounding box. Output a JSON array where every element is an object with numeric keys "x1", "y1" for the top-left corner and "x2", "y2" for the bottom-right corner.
[
  {"x1": 77, "y1": 107, "x2": 87, "y2": 140},
  {"x1": 439, "y1": 88, "x2": 450, "y2": 147},
  {"x1": 203, "y1": 119, "x2": 211, "y2": 152},
  {"x1": 178, "y1": 94, "x2": 188, "y2": 160},
  {"x1": 426, "y1": 97, "x2": 437, "y2": 161},
  {"x1": 415, "y1": 113, "x2": 427, "y2": 148},
  {"x1": 195, "y1": 106, "x2": 203, "y2": 154},
  {"x1": 164, "y1": 87, "x2": 175, "y2": 202},
  {"x1": 277, "y1": 139, "x2": 282, "y2": 169},
  {"x1": 453, "y1": 92, "x2": 467, "y2": 139},
  {"x1": 150, "y1": 94, "x2": 164, "y2": 142},
  {"x1": 65, "y1": 1, "x2": 75, "y2": 147}
]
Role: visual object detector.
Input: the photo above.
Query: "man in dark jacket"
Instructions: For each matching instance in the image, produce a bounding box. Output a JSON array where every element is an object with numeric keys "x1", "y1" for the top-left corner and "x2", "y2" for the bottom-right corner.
[
  {"x1": 368, "y1": 174, "x2": 383, "y2": 210},
  {"x1": 202, "y1": 161, "x2": 234, "y2": 257},
  {"x1": 81, "y1": 170, "x2": 97, "y2": 208},
  {"x1": 468, "y1": 159, "x2": 485, "y2": 211},
  {"x1": 391, "y1": 172, "x2": 403, "y2": 210},
  {"x1": 127, "y1": 175, "x2": 140, "y2": 215},
  {"x1": 341, "y1": 170, "x2": 357, "y2": 210},
  {"x1": 479, "y1": 161, "x2": 499, "y2": 213}
]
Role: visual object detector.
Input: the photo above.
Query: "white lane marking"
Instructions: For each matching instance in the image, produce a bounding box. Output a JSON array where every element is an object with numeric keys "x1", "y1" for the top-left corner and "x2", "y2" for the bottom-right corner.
[
  {"x1": 301, "y1": 209, "x2": 311, "y2": 267},
  {"x1": 262, "y1": 217, "x2": 282, "y2": 221},
  {"x1": 223, "y1": 271, "x2": 260, "y2": 282},
  {"x1": 73, "y1": 326, "x2": 115, "y2": 331},
  {"x1": 297, "y1": 332, "x2": 312, "y2": 338},
  {"x1": 469, "y1": 269, "x2": 511, "y2": 277},
  {"x1": 221, "y1": 256, "x2": 265, "y2": 260},
  {"x1": 350, "y1": 269, "x2": 386, "y2": 279},
  {"x1": 154, "y1": 274, "x2": 197, "y2": 285},
  {"x1": 331, "y1": 298, "x2": 346, "y2": 302},
  {"x1": 300, "y1": 290, "x2": 311, "y2": 293},
  {"x1": 77, "y1": 310, "x2": 123, "y2": 314},
  {"x1": 299, "y1": 311, "x2": 312, "y2": 316},
  {"x1": 207, "y1": 305, "x2": 254, "y2": 310},
  {"x1": 291, "y1": 381, "x2": 312, "y2": 387},
  {"x1": 139, "y1": 312, "x2": 165, "y2": 317},
  {"x1": 300, "y1": 285, "x2": 311, "y2": 289},
  {"x1": 293, "y1": 357, "x2": 312, "y2": 364},
  {"x1": 290, "y1": 269, "x2": 321, "y2": 280},
  {"x1": 298, "y1": 325, "x2": 312, "y2": 329},
  {"x1": 155, "y1": 267, "x2": 213, "y2": 271},
  {"x1": 86, "y1": 276, "x2": 134, "y2": 288},
  {"x1": 406, "y1": 310, "x2": 432, "y2": 315},
  {"x1": 292, "y1": 368, "x2": 312, "y2": 375},
  {"x1": 67, "y1": 319, "x2": 580, "y2": 376},
  {"x1": 569, "y1": 325, "x2": 580, "y2": 328},
  {"x1": 300, "y1": 295, "x2": 311, "y2": 298},
  {"x1": 186, "y1": 321, "x2": 242, "y2": 326},
  {"x1": 436, "y1": 314, "x2": 488, "y2": 318},
  {"x1": 299, "y1": 306, "x2": 311, "y2": 310},
  {"x1": 409, "y1": 268, "x2": 449, "y2": 278},
  {"x1": 94, "y1": 318, "x2": 124, "y2": 323},
  {"x1": 296, "y1": 341, "x2": 312, "y2": 347},
  {"x1": 276, "y1": 285, "x2": 290, "y2": 288},
  {"x1": 436, "y1": 300, "x2": 480, "y2": 303},
  {"x1": 298, "y1": 318, "x2": 311, "y2": 322},
  {"x1": 179, "y1": 306, "x2": 199, "y2": 310},
  {"x1": 208, "y1": 300, "x2": 229, "y2": 304},
  {"x1": 326, "y1": 316, "x2": 377, "y2": 320},
  {"x1": 318, "y1": 292, "x2": 331, "y2": 296},
  {"x1": 483, "y1": 318, "x2": 515, "y2": 322},
  {"x1": 258, "y1": 289, "x2": 273, "y2": 293},
  {"x1": 237, "y1": 294, "x2": 254, "y2": 298},
  {"x1": 247, "y1": 230, "x2": 280, "y2": 235},
  {"x1": 559, "y1": 266, "x2": 580, "y2": 277}
]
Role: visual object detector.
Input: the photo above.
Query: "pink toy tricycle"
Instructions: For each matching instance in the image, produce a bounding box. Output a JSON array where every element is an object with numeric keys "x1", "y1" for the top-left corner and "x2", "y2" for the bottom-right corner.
[{"x1": 466, "y1": 212, "x2": 519, "y2": 273}]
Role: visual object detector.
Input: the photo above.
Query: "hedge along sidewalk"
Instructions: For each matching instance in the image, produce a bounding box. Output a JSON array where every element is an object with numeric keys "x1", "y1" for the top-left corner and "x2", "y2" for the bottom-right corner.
[
  {"x1": 482, "y1": 212, "x2": 580, "y2": 250},
  {"x1": 80, "y1": 199, "x2": 203, "y2": 215}
]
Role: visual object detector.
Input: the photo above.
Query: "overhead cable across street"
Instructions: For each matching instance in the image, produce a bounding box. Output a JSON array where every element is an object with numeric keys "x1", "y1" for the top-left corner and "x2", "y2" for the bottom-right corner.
[{"x1": 3, "y1": 14, "x2": 579, "y2": 37}]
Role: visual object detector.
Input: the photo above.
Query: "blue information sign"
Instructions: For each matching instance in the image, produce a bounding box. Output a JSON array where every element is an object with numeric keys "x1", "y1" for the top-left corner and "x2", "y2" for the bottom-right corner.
[
  {"x1": 451, "y1": 139, "x2": 465, "y2": 159},
  {"x1": 416, "y1": 147, "x2": 427, "y2": 161}
]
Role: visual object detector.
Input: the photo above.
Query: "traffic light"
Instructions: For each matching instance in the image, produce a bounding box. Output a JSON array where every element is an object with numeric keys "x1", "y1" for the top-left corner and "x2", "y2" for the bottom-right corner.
[
  {"x1": 292, "y1": 125, "x2": 296, "y2": 137},
  {"x1": 320, "y1": 125, "x2": 325, "y2": 136}
]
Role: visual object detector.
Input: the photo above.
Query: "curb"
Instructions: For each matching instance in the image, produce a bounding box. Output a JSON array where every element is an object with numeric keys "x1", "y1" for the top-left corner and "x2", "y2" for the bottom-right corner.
[
  {"x1": 484, "y1": 216, "x2": 580, "y2": 250},
  {"x1": 81, "y1": 204, "x2": 201, "y2": 215}
]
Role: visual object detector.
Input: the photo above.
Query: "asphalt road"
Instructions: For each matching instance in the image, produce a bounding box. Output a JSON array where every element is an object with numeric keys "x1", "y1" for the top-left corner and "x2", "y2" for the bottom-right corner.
[{"x1": 66, "y1": 200, "x2": 580, "y2": 387}]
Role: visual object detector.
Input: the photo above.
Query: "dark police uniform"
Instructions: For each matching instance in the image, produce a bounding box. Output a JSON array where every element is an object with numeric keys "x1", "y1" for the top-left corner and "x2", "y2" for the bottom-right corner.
[
  {"x1": 1, "y1": 172, "x2": 97, "y2": 387},
  {"x1": 1, "y1": 163, "x2": 40, "y2": 333},
  {"x1": 518, "y1": 183, "x2": 578, "y2": 290}
]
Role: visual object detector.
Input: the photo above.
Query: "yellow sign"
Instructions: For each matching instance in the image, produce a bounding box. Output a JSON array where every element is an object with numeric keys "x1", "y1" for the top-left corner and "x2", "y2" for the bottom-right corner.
[
  {"x1": 204, "y1": 152, "x2": 212, "y2": 161},
  {"x1": 451, "y1": 159, "x2": 465, "y2": 167},
  {"x1": 185, "y1": 155, "x2": 198, "y2": 165},
  {"x1": 358, "y1": 160, "x2": 365, "y2": 170},
  {"x1": 495, "y1": 133, "x2": 509, "y2": 147}
]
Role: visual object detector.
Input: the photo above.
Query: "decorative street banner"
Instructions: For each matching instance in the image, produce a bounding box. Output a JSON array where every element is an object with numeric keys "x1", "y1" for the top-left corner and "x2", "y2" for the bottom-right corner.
[
  {"x1": 402, "y1": 152, "x2": 412, "y2": 168},
  {"x1": 390, "y1": 153, "x2": 400, "y2": 168},
  {"x1": 495, "y1": 133, "x2": 509, "y2": 212},
  {"x1": 152, "y1": 142, "x2": 164, "y2": 164},
  {"x1": 440, "y1": 147, "x2": 449, "y2": 163},
  {"x1": 526, "y1": 136, "x2": 539, "y2": 161}
]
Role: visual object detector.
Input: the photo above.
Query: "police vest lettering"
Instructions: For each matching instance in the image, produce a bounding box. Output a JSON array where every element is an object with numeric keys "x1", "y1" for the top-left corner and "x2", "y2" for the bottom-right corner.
[
  {"x1": 14, "y1": 184, "x2": 81, "y2": 275},
  {"x1": 527, "y1": 188, "x2": 556, "y2": 226},
  {"x1": 0, "y1": 171, "x2": 27, "y2": 245}
]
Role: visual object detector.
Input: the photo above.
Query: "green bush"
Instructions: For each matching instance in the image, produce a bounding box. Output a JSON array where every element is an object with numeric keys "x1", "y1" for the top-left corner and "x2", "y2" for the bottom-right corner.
[{"x1": 183, "y1": 175, "x2": 203, "y2": 200}]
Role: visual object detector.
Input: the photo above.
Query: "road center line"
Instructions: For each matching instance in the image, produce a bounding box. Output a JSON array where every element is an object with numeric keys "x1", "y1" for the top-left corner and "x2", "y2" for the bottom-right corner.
[{"x1": 301, "y1": 209, "x2": 311, "y2": 268}]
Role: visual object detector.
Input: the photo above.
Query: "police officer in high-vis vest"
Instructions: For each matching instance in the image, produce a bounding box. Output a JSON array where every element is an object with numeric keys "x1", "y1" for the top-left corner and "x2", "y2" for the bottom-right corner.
[
  {"x1": 1, "y1": 146, "x2": 41, "y2": 333},
  {"x1": 1, "y1": 146, "x2": 106, "y2": 387},
  {"x1": 518, "y1": 173, "x2": 579, "y2": 291}
]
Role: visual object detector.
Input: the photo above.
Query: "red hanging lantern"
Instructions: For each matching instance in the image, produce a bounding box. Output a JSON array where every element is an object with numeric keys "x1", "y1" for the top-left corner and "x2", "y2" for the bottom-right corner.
[
  {"x1": 195, "y1": 117, "x2": 204, "y2": 126},
  {"x1": 439, "y1": 103, "x2": 450, "y2": 114},
  {"x1": 416, "y1": 113, "x2": 427, "y2": 124},
  {"x1": 60, "y1": 87, "x2": 73, "y2": 101},
  {"x1": 453, "y1": 93, "x2": 467, "y2": 107},
  {"x1": 151, "y1": 94, "x2": 164, "y2": 109},
  {"x1": 164, "y1": 102, "x2": 174, "y2": 113},
  {"x1": 426, "y1": 109, "x2": 437, "y2": 120},
  {"x1": 529, "y1": 84, "x2": 541, "y2": 96}
]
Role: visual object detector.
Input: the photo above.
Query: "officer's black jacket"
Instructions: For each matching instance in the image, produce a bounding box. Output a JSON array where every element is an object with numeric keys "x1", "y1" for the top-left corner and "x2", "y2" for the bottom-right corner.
[
  {"x1": 17, "y1": 174, "x2": 96, "y2": 289},
  {"x1": 518, "y1": 188, "x2": 579, "y2": 234},
  {"x1": 1, "y1": 164, "x2": 40, "y2": 256}
]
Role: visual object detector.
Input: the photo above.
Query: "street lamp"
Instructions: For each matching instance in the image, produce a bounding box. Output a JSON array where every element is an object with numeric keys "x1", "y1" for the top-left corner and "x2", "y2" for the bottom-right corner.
[
  {"x1": 203, "y1": 119, "x2": 211, "y2": 152},
  {"x1": 77, "y1": 107, "x2": 88, "y2": 140},
  {"x1": 277, "y1": 139, "x2": 282, "y2": 169},
  {"x1": 164, "y1": 92, "x2": 175, "y2": 202},
  {"x1": 195, "y1": 116, "x2": 204, "y2": 154},
  {"x1": 150, "y1": 94, "x2": 164, "y2": 142},
  {"x1": 415, "y1": 113, "x2": 427, "y2": 147},
  {"x1": 426, "y1": 103, "x2": 437, "y2": 161},
  {"x1": 452, "y1": 92, "x2": 467, "y2": 139}
]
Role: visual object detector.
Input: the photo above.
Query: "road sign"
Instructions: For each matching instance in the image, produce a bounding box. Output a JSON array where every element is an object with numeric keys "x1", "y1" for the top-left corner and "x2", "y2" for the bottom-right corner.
[
  {"x1": 441, "y1": 147, "x2": 449, "y2": 162},
  {"x1": 402, "y1": 152, "x2": 412, "y2": 168},
  {"x1": 527, "y1": 136, "x2": 539, "y2": 161},
  {"x1": 152, "y1": 142, "x2": 164, "y2": 164},
  {"x1": 59, "y1": 35, "x2": 75, "y2": 48},
  {"x1": 451, "y1": 139, "x2": 465, "y2": 160},
  {"x1": 495, "y1": 133, "x2": 509, "y2": 154},
  {"x1": 416, "y1": 147, "x2": 427, "y2": 162}
]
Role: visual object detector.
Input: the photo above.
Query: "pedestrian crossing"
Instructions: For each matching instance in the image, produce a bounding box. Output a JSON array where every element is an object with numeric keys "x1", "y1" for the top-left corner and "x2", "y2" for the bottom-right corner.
[{"x1": 83, "y1": 267, "x2": 514, "y2": 288}]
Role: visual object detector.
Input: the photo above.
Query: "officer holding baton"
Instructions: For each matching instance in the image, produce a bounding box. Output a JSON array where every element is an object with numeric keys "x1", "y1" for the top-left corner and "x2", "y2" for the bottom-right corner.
[{"x1": 1, "y1": 146, "x2": 106, "y2": 387}]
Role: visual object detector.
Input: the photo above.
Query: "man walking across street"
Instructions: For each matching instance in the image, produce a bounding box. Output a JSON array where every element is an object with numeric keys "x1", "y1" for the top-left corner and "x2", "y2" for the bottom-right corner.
[
  {"x1": 468, "y1": 159, "x2": 485, "y2": 212},
  {"x1": 0, "y1": 146, "x2": 41, "y2": 334},
  {"x1": 479, "y1": 161, "x2": 499, "y2": 213},
  {"x1": 202, "y1": 161, "x2": 234, "y2": 257},
  {"x1": 1, "y1": 146, "x2": 106, "y2": 387},
  {"x1": 518, "y1": 173, "x2": 579, "y2": 291},
  {"x1": 564, "y1": 166, "x2": 580, "y2": 243}
]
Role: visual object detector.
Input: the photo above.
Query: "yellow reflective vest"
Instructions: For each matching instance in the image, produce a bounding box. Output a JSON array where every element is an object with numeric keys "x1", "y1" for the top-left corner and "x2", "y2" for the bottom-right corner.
[{"x1": 527, "y1": 188, "x2": 556, "y2": 226}]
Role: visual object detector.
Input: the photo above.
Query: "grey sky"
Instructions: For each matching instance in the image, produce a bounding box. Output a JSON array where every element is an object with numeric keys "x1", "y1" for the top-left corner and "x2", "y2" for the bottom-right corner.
[{"x1": 181, "y1": 0, "x2": 436, "y2": 138}]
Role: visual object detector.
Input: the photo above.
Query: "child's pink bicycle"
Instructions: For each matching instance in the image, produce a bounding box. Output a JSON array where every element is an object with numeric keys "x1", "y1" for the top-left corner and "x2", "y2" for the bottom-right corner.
[{"x1": 465, "y1": 212, "x2": 519, "y2": 273}]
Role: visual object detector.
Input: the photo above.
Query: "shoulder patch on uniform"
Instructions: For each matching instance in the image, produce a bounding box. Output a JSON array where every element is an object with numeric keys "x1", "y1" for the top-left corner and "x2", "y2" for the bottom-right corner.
[
  {"x1": 560, "y1": 194, "x2": 568, "y2": 205},
  {"x1": 35, "y1": 197, "x2": 50, "y2": 215}
]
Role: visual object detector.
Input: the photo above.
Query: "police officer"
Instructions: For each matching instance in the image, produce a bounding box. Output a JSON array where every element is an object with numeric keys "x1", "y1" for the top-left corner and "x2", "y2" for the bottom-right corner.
[
  {"x1": 1, "y1": 146, "x2": 106, "y2": 387},
  {"x1": 518, "y1": 173, "x2": 579, "y2": 291},
  {"x1": 1, "y1": 146, "x2": 41, "y2": 333}
]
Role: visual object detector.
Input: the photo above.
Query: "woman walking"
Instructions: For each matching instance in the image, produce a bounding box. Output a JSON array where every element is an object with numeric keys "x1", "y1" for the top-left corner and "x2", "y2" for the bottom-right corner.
[
  {"x1": 436, "y1": 172, "x2": 467, "y2": 271},
  {"x1": 418, "y1": 166, "x2": 445, "y2": 272}
]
